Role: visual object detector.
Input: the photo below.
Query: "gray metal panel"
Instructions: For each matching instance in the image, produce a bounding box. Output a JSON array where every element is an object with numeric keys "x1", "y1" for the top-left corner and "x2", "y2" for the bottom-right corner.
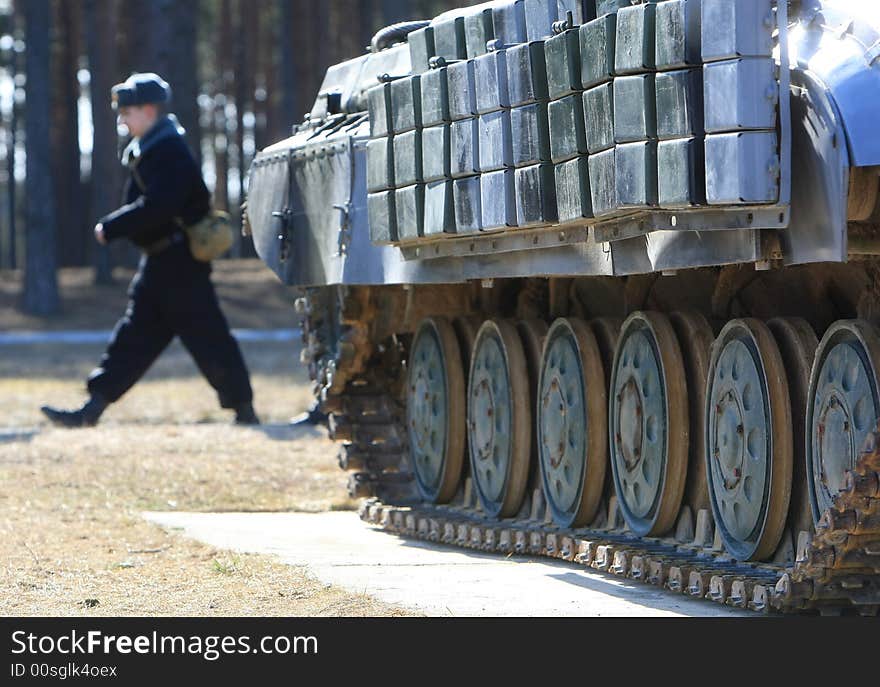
[
  {"x1": 616, "y1": 140, "x2": 659, "y2": 209},
  {"x1": 367, "y1": 83, "x2": 392, "y2": 138},
  {"x1": 511, "y1": 102, "x2": 551, "y2": 167},
  {"x1": 391, "y1": 76, "x2": 421, "y2": 133},
  {"x1": 419, "y1": 67, "x2": 451, "y2": 127},
  {"x1": 580, "y1": 13, "x2": 616, "y2": 89},
  {"x1": 447, "y1": 59, "x2": 478, "y2": 121},
  {"x1": 781, "y1": 68, "x2": 848, "y2": 265},
  {"x1": 424, "y1": 180, "x2": 457, "y2": 236},
  {"x1": 788, "y1": 5, "x2": 880, "y2": 166},
  {"x1": 614, "y1": 2, "x2": 656, "y2": 75},
  {"x1": 655, "y1": 0, "x2": 702, "y2": 70},
  {"x1": 453, "y1": 176, "x2": 483, "y2": 234},
  {"x1": 395, "y1": 184, "x2": 425, "y2": 241},
  {"x1": 474, "y1": 49, "x2": 511, "y2": 114},
  {"x1": 613, "y1": 74, "x2": 657, "y2": 143},
  {"x1": 409, "y1": 26, "x2": 435, "y2": 74},
  {"x1": 466, "y1": 6, "x2": 495, "y2": 58},
  {"x1": 507, "y1": 41, "x2": 550, "y2": 106},
  {"x1": 549, "y1": 93, "x2": 588, "y2": 163},
  {"x1": 525, "y1": 0, "x2": 559, "y2": 42},
  {"x1": 479, "y1": 109, "x2": 514, "y2": 172},
  {"x1": 657, "y1": 137, "x2": 706, "y2": 208},
  {"x1": 705, "y1": 131, "x2": 779, "y2": 205},
  {"x1": 433, "y1": 14, "x2": 468, "y2": 61},
  {"x1": 545, "y1": 28, "x2": 583, "y2": 100},
  {"x1": 493, "y1": 0, "x2": 528, "y2": 47},
  {"x1": 481, "y1": 169, "x2": 518, "y2": 231},
  {"x1": 583, "y1": 81, "x2": 615, "y2": 153},
  {"x1": 555, "y1": 156, "x2": 594, "y2": 222},
  {"x1": 367, "y1": 190, "x2": 397, "y2": 244},
  {"x1": 450, "y1": 117, "x2": 480, "y2": 178},
  {"x1": 421, "y1": 124, "x2": 451, "y2": 183},
  {"x1": 366, "y1": 136, "x2": 394, "y2": 192},
  {"x1": 393, "y1": 129, "x2": 423, "y2": 187},
  {"x1": 703, "y1": 58, "x2": 778, "y2": 133},
  {"x1": 701, "y1": 0, "x2": 775, "y2": 62},
  {"x1": 656, "y1": 68, "x2": 703, "y2": 140},
  {"x1": 589, "y1": 147, "x2": 617, "y2": 217},
  {"x1": 516, "y1": 163, "x2": 558, "y2": 227}
]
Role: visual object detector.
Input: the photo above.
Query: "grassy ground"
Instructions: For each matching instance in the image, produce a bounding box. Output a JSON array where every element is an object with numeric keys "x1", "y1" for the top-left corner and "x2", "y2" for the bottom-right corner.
[{"x1": 0, "y1": 262, "x2": 414, "y2": 616}]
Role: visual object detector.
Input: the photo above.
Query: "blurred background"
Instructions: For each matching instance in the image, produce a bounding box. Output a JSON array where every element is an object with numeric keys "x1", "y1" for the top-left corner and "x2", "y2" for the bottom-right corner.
[{"x1": 0, "y1": 0, "x2": 479, "y2": 316}]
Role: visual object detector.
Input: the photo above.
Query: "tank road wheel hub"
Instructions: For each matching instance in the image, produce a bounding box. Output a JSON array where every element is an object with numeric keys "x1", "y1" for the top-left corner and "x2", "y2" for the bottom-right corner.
[
  {"x1": 407, "y1": 317, "x2": 466, "y2": 503},
  {"x1": 609, "y1": 312, "x2": 688, "y2": 536},
  {"x1": 706, "y1": 319, "x2": 792, "y2": 561},
  {"x1": 467, "y1": 320, "x2": 531, "y2": 518},
  {"x1": 537, "y1": 318, "x2": 607, "y2": 528},
  {"x1": 807, "y1": 320, "x2": 880, "y2": 525}
]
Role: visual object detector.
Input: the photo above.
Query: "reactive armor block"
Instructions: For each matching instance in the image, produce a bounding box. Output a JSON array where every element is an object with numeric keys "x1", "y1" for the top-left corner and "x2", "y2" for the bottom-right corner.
[
  {"x1": 616, "y1": 140, "x2": 659, "y2": 209},
  {"x1": 451, "y1": 117, "x2": 480, "y2": 178},
  {"x1": 545, "y1": 28, "x2": 582, "y2": 100},
  {"x1": 583, "y1": 81, "x2": 615, "y2": 153},
  {"x1": 391, "y1": 75, "x2": 421, "y2": 133},
  {"x1": 394, "y1": 129, "x2": 423, "y2": 187},
  {"x1": 549, "y1": 93, "x2": 588, "y2": 163},
  {"x1": 515, "y1": 163, "x2": 558, "y2": 227},
  {"x1": 433, "y1": 14, "x2": 468, "y2": 61},
  {"x1": 453, "y1": 175, "x2": 483, "y2": 233},
  {"x1": 367, "y1": 190, "x2": 397, "y2": 244},
  {"x1": 614, "y1": 2, "x2": 656, "y2": 75},
  {"x1": 703, "y1": 58, "x2": 778, "y2": 133},
  {"x1": 701, "y1": 0, "x2": 775, "y2": 62},
  {"x1": 481, "y1": 169, "x2": 518, "y2": 231},
  {"x1": 589, "y1": 147, "x2": 617, "y2": 217},
  {"x1": 614, "y1": 74, "x2": 657, "y2": 143},
  {"x1": 367, "y1": 83, "x2": 393, "y2": 138},
  {"x1": 420, "y1": 67, "x2": 451, "y2": 127},
  {"x1": 596, "y1": 0, "x2": 631, "y2": 17},
  {"x1": 479, "y1": 110, "x2": 514, "y2": 172},
  {"x1": 525, "y1": 0, "x2": 558, "y2": 41},
  {"x1": 555, "y1": 156, "x2": 593, "y2": 222},
  {"x1": 655, "y1": 68, "x2": 703, "y2": 139},
  {"x1": 366, "y1": 136, "x2": 394, "y2": 193},
  {"x1": 395, "y1": 184, "x2": 425, "y2": 241},
  {"x1": 655, "y1": 0, "x2": 702, "y2": 70},
  {"x1": 507, "y1": 41, "x2": 550, "y2": 107},
  {"x1": 424, "y1": 180, "x2": 457, "y2": 235},
  {"x1": 466, "y1": 5, "x2": 496, "y2": 58},
  {"x1": 493, "y1": 0, "x2": 528, "y2": 47},
  {"x1": 558, "y1": 0, "x2": 595, "y2": 26},
  {"x1": 421, "y1": 124, "x2": 451, "y2": 183},
  {"x1": 447, "y1": 59, "x2": 478, "y2": 121},
  {"x1": 658, "y1": 137, "x2": 706, "y2": 207},
  {"x1": 705, "y1": 130, "x2": 779, "y2": 205},
  {"x1": 580, "y1": 13, "x2": 616, "y2": 89},
  {"x1": 409, "y1": 26, "x2": 435, "y2": 74},
  {"x1": 511, "y1": 102, "x2": 551, "y2": 167},
  {"x1": 474, "y1": 49, "x2": 511, "y2": 114}
]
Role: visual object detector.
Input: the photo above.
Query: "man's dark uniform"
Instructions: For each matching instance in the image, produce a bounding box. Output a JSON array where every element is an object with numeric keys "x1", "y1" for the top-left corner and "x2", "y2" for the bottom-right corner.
[{"x1": 41, "y1": 74, "x2": 257, "y2": 427}]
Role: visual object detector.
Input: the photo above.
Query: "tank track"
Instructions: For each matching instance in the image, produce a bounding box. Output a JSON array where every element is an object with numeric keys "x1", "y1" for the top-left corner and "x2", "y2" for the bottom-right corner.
[{"x1": 301, "y1": 290, "x2": 880, "y2": 615}]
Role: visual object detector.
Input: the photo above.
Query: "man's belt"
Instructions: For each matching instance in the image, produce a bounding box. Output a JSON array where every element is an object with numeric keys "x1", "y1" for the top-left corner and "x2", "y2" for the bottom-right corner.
[{"x1": 142, "y1": 230, "x2": 186, "y2": 256}]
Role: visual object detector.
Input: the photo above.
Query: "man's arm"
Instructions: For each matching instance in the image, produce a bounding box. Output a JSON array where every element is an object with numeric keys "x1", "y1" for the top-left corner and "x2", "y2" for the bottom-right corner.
[{"x1": 100, "y1": 140, "x2": 194, "y2": 243}]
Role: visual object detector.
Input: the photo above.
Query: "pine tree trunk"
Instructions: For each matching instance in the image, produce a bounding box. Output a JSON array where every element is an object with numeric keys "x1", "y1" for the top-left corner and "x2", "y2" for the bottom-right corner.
[
  {"x1": 22, "y1": 0, "x2": 59, "y2": 315},
  {"x1": 85, "y1": 0, "x2": 119, "y2": 285},
  {"x1": 278, "y1": 0, "x2": 298, "y2": 134},
  {"x1": 213, "y1": 0, "x2": 232, "y2": 215}
]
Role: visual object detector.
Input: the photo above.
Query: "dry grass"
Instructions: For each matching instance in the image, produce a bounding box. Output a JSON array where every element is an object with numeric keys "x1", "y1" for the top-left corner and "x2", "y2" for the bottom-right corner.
[{"x1": 0, "y1": 263, "x2": 414, "y2": 616}]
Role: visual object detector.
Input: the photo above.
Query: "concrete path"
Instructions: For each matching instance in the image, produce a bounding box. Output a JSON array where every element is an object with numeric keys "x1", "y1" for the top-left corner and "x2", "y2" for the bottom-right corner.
[{"x1": 144, "y1": 511, "x2": 751, "y2": 617}]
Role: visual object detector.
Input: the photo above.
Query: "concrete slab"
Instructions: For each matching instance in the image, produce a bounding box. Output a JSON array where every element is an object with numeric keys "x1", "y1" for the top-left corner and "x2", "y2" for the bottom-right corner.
[{"x1": 144, "y1": 511, "x2": 751, "y2": 617}]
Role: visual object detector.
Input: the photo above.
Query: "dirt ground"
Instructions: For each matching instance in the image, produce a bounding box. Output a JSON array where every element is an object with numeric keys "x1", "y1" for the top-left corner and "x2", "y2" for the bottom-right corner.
[{"x1": 0, "y1": 262, "x2": 414, "y2": 616}]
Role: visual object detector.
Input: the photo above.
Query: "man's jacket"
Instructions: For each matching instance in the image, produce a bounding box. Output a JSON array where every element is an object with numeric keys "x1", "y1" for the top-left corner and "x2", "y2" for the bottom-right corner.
[{"x1": 101, "y1": 115, "x2": 210, "y2": 249}]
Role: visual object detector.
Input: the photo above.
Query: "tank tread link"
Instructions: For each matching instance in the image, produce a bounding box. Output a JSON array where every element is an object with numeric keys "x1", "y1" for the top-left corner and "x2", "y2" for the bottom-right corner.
[{"x1": 247, "y1": 0, "x2": 880, "y2": 614}]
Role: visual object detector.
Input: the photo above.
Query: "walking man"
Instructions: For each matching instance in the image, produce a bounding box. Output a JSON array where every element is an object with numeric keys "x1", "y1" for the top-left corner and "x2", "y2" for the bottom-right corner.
[{"x1": 41, "y1": 73, "x2": 259, "y2": 427}]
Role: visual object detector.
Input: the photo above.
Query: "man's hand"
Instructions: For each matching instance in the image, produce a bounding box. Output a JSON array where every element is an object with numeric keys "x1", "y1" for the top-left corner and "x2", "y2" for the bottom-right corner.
[{"x1": 94, "y1": 223, "x2": 107, "y2": 245}]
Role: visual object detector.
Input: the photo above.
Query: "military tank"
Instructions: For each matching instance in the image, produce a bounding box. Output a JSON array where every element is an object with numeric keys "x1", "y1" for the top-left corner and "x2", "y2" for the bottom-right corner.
[{"x1": 245, "y1": 0, "x2": 880, "y2": 614}]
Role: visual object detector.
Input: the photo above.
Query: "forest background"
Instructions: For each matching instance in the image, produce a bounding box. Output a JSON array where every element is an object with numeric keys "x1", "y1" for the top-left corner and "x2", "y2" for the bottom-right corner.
[{"x1": 0, "y1": 0, "x2": 478, "y2": 315}]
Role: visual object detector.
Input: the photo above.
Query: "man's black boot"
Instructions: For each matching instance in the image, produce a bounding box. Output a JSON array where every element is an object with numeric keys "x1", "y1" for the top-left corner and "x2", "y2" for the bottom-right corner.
[
  {"x1": 40, "y1": 395, "x2": 108, "y2": 428},
  {"x1": 290, "y1": 401, "x2": 327, "y2": 427},
  {"x1": 234, "y1": 402, "x2": 260, "y2": 425}
]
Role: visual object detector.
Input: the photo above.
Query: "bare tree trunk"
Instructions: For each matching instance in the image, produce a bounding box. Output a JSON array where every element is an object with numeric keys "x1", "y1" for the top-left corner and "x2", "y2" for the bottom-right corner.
[
  {"x1": 213, "y1": 0, "x2": 232, "y2": 215},
  {"x1": 50, "y1": 0, "x2": 84, "y2": 267},
  {"x1": 278, "y1": 0, "x2": 298, "y2": 133},
  {"x1": 4, "y1": 1, "x2": 21, "y2": 269},
  {"x1": 85, "y1": 0, "x2": 119, "y2": 285},
  {"x1": 22, "y1": 0, "x2": 59, "y2": 315}
]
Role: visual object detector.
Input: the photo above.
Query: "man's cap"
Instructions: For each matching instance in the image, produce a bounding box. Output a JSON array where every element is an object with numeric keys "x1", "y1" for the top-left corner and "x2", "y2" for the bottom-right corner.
[{"x1": 111, "y1": 73, "x2": 172, "y2": 109}]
